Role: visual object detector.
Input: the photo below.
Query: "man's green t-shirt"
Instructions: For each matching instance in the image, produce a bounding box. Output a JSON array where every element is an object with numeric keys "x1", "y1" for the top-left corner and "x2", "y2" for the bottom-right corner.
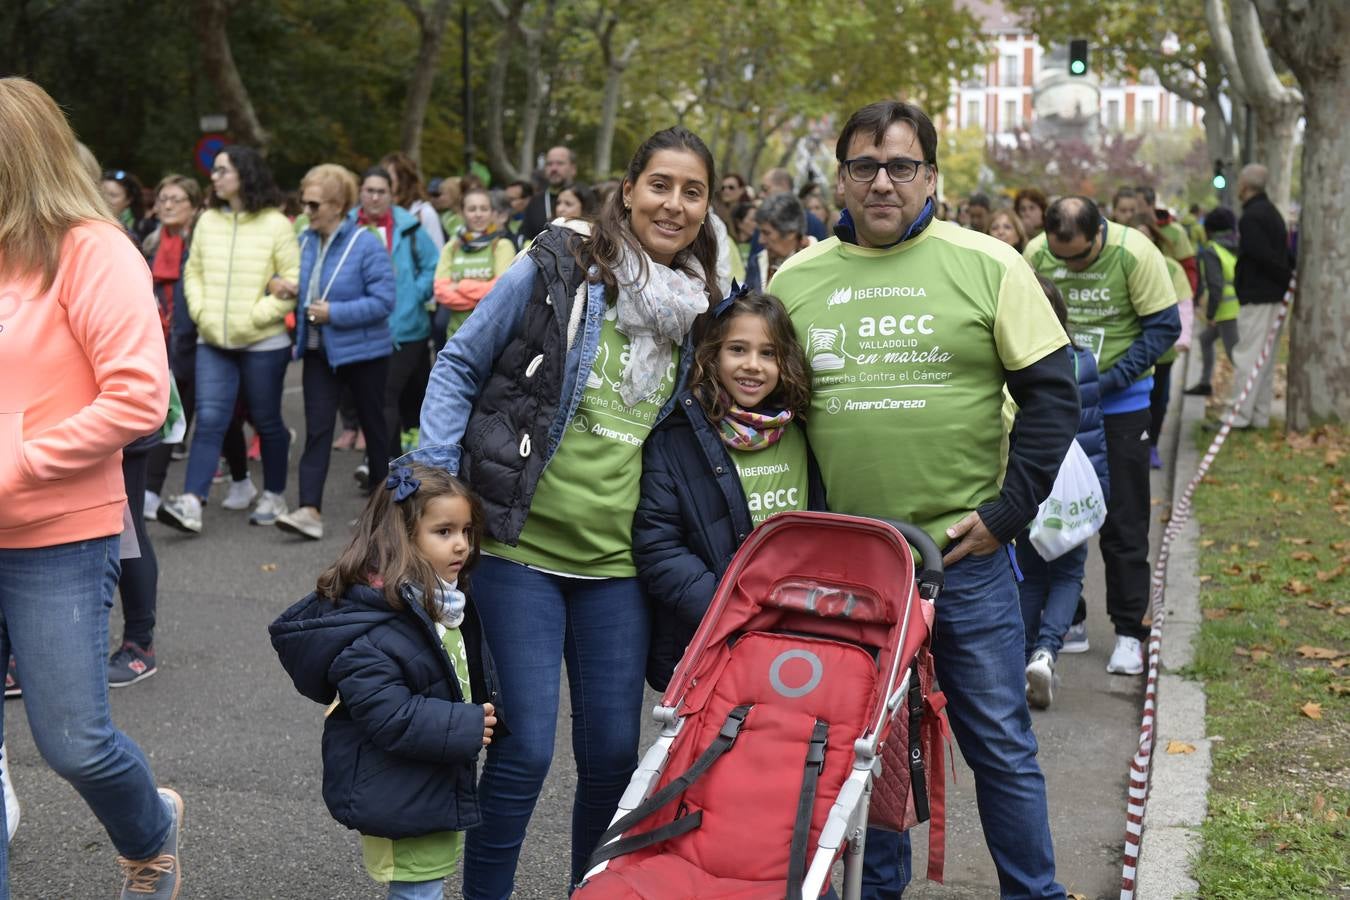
[
  {"x1": 732, "y1": 423, "x2": 809, "y2": 527},
  {"x1": 1159, "y1": 220, "x2": 1195, "y2": 261},
  {"x1": 769, "y1": 220, "x2": 1068, "y2": 546},
  {"x1": 1025, "y1": 220, "x2": 1176, "y2": 376},
  {"x1": 485, "y1": 308, "x2": 678, "y2": 577}
]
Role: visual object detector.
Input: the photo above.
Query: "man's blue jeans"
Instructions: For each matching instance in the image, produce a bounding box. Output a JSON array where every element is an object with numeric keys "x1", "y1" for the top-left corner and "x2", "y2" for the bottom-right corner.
[
  {"x1": 183, "y1": 343, "x2": 291, "y2": 499},
  {"x1": 461, "y1": 556, "x2": 650, "y2": 900},
  {"x1": 862, "y1": 548, "x2": 1064, "y2": 899},
  {"x1": 1016, "y1": 537, "x2": 1089, "y2": 659},
  {"x1": 0, "y1": 537, "x2": 172, "y2": 894}
]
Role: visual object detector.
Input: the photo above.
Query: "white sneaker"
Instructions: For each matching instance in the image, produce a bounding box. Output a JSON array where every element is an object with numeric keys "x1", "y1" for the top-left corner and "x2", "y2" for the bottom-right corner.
[
  {"x1": 1, "y1": 742, "x2": 19, "y2": 842},
  {"x1": 249, "y1": 490, "x2": 288, "y2": 525},
  {"x1": 1107, "y1": 635, "x2": 1145, "y2": 675},
  {"x1": 143, "y1": 491, "x2": 161, "y2": 522},
  {"x1": 276, "y1": 506, "x2": 323, "y2": 540},
  {"x1": 157, "y1": 494, "x2": 203, "y2": 534},
  {"x1": 1061, "y1": 621, "x2": 1089, "y2": 654},
  {"x1": 221, "y1": 477, "x2": 258, "y2": 511},
  {"x1": 1025, "y1": 648, "x2": 1055, "y2": 710}
]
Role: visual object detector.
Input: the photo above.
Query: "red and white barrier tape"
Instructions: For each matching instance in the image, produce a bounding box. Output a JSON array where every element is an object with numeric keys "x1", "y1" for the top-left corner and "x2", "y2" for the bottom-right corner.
[{"x1": 1118, "y1": 281, "x2": 1295, "y2": 900}]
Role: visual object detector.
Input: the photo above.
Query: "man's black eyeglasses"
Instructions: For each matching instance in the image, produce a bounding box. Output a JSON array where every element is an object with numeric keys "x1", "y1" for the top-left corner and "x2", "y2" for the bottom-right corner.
[{"x1": 841, "y1": 158, "x2": 928, "y2": 184}]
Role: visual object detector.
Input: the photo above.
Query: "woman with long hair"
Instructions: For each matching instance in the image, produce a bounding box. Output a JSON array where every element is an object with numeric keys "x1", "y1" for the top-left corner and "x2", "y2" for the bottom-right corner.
[
  {"x1": 382, "y1": 151, "x2": 447, "y2": 251},
  {"x1": 156, "y1": 145, "x2": 301, "y2": 534},
  {"x1": 407, "y1": 126, "x2": 722, "y2": 898},
  {"x1": 0, "y1": 75, "x2": 184, "y2": 897},
  {"x1": 989, "y1": 207, "x2": 1029, "y2": 253}
]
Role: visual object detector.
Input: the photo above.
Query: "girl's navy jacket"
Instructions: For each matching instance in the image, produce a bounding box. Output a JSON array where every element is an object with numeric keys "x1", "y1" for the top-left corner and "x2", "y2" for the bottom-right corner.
[{"x1": 269, "y1": 583, "x2": 503, "y2": 840}]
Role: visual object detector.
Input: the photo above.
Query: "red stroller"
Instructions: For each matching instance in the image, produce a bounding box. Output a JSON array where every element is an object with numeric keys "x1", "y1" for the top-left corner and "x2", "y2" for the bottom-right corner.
[{"x1": 575, "y1": 511, "x2": 946, "y2": 899}]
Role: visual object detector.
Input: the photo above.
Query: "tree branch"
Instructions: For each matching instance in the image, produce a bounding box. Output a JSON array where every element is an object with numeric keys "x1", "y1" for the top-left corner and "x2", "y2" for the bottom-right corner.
[
  {"x1": 1204, "y1": 0, "x2": 1250, "y2": 101},
  {"x1": 1228, "y1": 0, "x2": 1301, "y2": 106}
]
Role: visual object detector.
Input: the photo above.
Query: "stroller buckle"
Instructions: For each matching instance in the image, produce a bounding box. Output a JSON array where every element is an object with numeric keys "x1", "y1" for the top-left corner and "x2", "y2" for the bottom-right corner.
[{"x1": 719, "y1": 705, "x2": 750, "y2": 743}]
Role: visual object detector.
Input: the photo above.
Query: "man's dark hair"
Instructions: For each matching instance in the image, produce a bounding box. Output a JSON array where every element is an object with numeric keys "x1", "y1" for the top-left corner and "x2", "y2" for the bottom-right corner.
[
  {"x1": 1112, "y1": 186, "x2": 1136, "y2": 206},
  {"x1": 967, "y1": 192, "x2": 991, "y2": 210},
  {"x1": 1203, "y1": 206, "x2": 1235, "y2": 235},
  {"x1": 1044, "y1": 196, "x2": 1102, "y2": 243},
  {"x1": 507, "y1": 179, "x2": 534, "y2": 198},
  {"x1": 835, "y1": 100, "x2": 938, "y2": 167}
]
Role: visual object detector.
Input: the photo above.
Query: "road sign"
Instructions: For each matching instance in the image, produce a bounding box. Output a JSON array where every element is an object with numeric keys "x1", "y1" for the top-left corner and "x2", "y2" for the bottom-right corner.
[{"x1": 195, "y1": 134, "x2": 227, "y2": 177}]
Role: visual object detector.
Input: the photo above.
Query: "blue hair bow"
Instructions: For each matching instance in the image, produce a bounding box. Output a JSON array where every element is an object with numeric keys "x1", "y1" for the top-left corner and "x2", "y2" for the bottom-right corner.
[
  {"x1": 385, "y1": 466, "x2": 420, "y2": 503},
  {"x1": 712, "y1": 279, "x2": 752, "y2": 318}
]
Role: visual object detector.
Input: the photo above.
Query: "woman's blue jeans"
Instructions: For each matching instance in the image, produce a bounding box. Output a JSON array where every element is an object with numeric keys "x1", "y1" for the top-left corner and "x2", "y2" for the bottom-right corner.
[
  {"x1": 461, "y1": 556, "x2": 650, "y2": 900},
  {"x1": 1016, "y1": 537, "x2": 1089, "y2": 660},
  {"x1": 0, "y1": 537, "x2": 172, "y2": 895},
  {"x1": 182, "y1": 343, "x2": 291, "y2": 499}
]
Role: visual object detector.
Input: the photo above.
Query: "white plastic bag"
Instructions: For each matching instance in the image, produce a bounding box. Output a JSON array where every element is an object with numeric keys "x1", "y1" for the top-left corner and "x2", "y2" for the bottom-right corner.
[{"x1": 1028, "y1": 439, "x2": 1106, "y2": 561}]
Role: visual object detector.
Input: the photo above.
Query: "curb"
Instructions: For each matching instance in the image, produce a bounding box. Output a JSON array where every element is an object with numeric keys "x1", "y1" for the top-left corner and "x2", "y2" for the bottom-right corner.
[{"x1": 1135, "y1": 348, "x2": 1212, "y2": 899}]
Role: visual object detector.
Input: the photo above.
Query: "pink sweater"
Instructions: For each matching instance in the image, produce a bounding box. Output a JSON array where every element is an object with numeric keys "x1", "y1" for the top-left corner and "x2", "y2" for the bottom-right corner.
[{"x1": 0, "y1": 221, "x2": 169, "y2": 549}]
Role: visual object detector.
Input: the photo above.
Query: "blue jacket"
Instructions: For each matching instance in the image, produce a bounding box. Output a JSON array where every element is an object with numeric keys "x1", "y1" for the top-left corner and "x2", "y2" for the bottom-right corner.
[
  {"x1": 348, "y1": 205, "x2": 437, "y2": 347},
  {"x1": 294, "y1": 219, "x2": 396, "y2": 367},
  {"x1": 1071, "y1": 346, "x2": 1110, "y2": 502},
  {"x1": 268, "y1": 583, "x2": 502, "y2": 840},
  {"x1": 633, "y1": 390, "x2": 825, "y2": 690},
  {"x1": 403, "y1": 236, "x2": 695, "y2": 480}
]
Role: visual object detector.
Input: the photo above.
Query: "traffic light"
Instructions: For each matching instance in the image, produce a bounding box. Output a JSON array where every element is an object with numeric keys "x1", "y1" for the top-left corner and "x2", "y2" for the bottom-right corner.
[
  {"x1": 1069, "y1": 39, "x2": 1089, "y2": 76},
  {"x1": 1212, "y1": 160, "x2": 1227, "y2": 190}
]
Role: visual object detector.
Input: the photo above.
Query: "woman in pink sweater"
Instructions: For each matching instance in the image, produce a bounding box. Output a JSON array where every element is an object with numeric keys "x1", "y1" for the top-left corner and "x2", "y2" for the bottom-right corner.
[{"x1": 0, "y1": 77, "x2": 184, "y2": 899}]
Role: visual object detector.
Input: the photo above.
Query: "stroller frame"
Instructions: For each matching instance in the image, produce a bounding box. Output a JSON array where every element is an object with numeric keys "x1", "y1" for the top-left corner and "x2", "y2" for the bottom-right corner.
[{"x1": 582, "y1": 511, "x2": 943, "y2": 899}]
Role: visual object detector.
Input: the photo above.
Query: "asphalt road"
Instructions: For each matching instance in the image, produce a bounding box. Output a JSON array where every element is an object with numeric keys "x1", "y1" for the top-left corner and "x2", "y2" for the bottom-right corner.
[{"x1": 3, "y1": 367, "x2": 1166, "y2": 899}]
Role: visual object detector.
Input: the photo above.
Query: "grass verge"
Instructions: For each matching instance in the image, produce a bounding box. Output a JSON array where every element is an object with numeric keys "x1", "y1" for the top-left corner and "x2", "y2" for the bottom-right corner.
[{"x1": 1187, "y1": 423, "x2": 1350, "y2": 899}]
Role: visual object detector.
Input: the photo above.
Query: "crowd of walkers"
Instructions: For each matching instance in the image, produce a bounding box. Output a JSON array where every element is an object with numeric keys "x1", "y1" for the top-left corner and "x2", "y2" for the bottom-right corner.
[{"x1": 0, "y1": 70, "x2": 1296, "y2": 899}]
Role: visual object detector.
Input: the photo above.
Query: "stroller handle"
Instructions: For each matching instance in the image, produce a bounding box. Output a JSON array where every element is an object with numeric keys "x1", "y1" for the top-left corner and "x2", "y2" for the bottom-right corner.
[{"x1": 877, "y1": 518, "x2": 944, "y2": 600}]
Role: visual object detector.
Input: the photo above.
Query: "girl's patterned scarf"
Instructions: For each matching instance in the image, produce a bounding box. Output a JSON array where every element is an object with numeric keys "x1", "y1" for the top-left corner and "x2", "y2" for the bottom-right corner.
[{"x1": 716, "y1": 391, "x2": 793, "y2": 452}]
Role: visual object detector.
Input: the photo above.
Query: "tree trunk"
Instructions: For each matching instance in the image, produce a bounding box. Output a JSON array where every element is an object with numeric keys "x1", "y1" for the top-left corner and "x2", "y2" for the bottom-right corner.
[
  {"x1": 593, "y1": 21, "x2": 638, "y2": 181},
  {"x1": 1227, "y1": 0, "x2": 1302, "y2": 212},
  {"x1": 193, "y1": 0, "x2": 268, "y2": 149},
  {"x1": 1253, "y1": 0, "x2": 1350, "y2": 427},
  {"x1": 484, "y1": 0, "x2": 526, "y2": 183},
  {"x1": 398, "y1": 0, "x2": 454, "y2": 165}
]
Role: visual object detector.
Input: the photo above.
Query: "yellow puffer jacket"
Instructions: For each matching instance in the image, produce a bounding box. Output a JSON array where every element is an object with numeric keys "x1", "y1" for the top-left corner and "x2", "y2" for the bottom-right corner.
[{"x1": 184, "y1": 207, "x2": 301, "y2": 348}]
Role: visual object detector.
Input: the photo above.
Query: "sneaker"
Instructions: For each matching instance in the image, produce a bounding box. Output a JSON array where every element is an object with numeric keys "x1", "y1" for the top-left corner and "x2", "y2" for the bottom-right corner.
[
  {"x1": 169, "y1": 443, "x2": 188, "y2": 462},
  {"x1": 353, "y1": 461, "x2": 370, "y2": 489},
  {"x1": 275, "y1": 507, "x2": 324, "y2": 541},
  {"x1": 220, "y1": 477, "x2": 258, "y2": 511},
  {"x1": 211, "y1": 458, "x2": 228, "y2": 485},
  {"x1": 1025, "y1": 648, "x2": 1056, "y2": 710},
  {"x1": 1, "y1": 742, "x2": 19, "y2": 842},
  {"x1": 143, "y1": 491, "x2": 161, "y2": 522},
  {"x1": 3, "y1": 658, "x2": 18, "y2": 699},
  {"x1": 109, "y1": 642, "x2": 158, "y2": 688},
  {"x1": 332, "y1": 429, "x2": 358, "y2": 451},
  {"x1": 1183, "y1": 383, "x2": 1212, "y2": 396},
  {"x1": 1061, "y1": 621, "x2": 1090, "y2": 654},
  {"x1": 1107, "y1": 635, "x2": 1145, "y2": 675},
  {"x1": 249, "y1": 491, "x2": 288, "y2": 526},
  {"x1": 118, "y1": 787, "x2": 183, "y2": 899},
  {"x1": 1149, "y1": 446, "x2": 1163, "y2": 469},
  {"x1": 157, "y1": 495, "x2": 203, "y2": 534}
]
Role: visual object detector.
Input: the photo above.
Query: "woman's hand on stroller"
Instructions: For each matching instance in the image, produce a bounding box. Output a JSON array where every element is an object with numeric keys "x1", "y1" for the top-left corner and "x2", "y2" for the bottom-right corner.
[
  {"x1": 943, "y1": 512, "x2": 999, "y2": 566},
  {"x1": 481, "y1": 702, "x2": 497, "y2": 745}
]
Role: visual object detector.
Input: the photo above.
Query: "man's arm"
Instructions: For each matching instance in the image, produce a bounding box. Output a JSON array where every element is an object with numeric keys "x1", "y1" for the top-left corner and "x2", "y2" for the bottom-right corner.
[
  {"x1": 976, "y1": 349, "x2": 1080, "y2": 545},
  {"x1": 1099, "y1": 305, "x2": 1181, "y2": 397}
]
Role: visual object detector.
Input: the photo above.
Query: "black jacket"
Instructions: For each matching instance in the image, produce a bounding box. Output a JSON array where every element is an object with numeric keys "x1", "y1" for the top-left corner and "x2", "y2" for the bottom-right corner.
[
  {"x1": 633, "y1": 390, "x2": 826, "y2": 690},
  {"x1": 460, "y1": 227, "x2": 589, "y2": 543},
  {"x1": 519, "y1": 187, "x2": 563, "y2": 242},
  {"x1": 1235, "y1": 193, "x2": 1292, "y2": 305},
  {"x1": 269, "y1": 583, "x2": 502, "y2": 839}
]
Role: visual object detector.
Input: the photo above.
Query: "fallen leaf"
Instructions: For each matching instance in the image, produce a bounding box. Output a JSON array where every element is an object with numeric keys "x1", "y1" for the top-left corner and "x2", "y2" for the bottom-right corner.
[
  {"x1": 1204, "y1": 608, "x2": 1229, "y2": 620},
  {"x1": 1234, "y1": 646, "x2": 1250, "y2": 656},
  {"x1": 1166, "y1": 740, "x2": 1197, "y2": 754},
  {"x1": 1328, "y1": 682, "x2": 1350, "y2": 696},
  {"x1": 1251, "y1": 648, "x2": 1272, "y2": 662},
  {"x1": 1250, "y1": 572, "x2": 1265, "y2": 584},
  {"x1": 1285, "y1": 579, "x2": 1314, "y2": 595},
  {"x1": 260, "y1": 563, "x2": 278, "y2": 572},
  {"x1": 1335, "y1": 606, "x2": 1350, "y2": 616},
  {"x1": 1275, "y1": 842, "x2": 1292, "y2": 852},
  {"x1": 1277, "y1": 617, "x2": 1290, "y2": 627},
  {"x1": 1246, "y1": 539, "x2": 1261, "y2": 548},
  {"x1": 1201, "y1": 539, "x2": 1216, "y2": 548},
  {"x1": 1315, "y1": 565, "x2": 1346, "y2": 583},
  {"x1": 1331, "y1": 540, "x2": 1350, "y2": 551},
  {"x1": 1199, "y1": 574, "x2": 1213, "y2": 584},
  {"x1": 1269, "y1": 490, "x2": 1285, "y2": 502},
  {"x1": 1285, "y1": 537, "x2": 1313, "y2": 545},
  {"x1": 1333, "y1": 658, "x2": 1350, "y2": 669},
  {"x1": 1307, "y1": 599, "x2": 1334, "y2": 610},
  {"x1": 1326, "y1": 809, "x2": 1342, "y2": 823},
  {"x1": 1291, "y1": 551, "x2": 1319, "y2": 562},
  {"x1": 1296, "y1": 645, "x2": 1341, "y2": 660},
  {"x1": 1300, "y1": 702, "x2": 1323, "y2": 719},
  {"x1": 1224, "y1": 564, "x2": 1244, "y2": 576},
  {"x1": 1334, "y1": 504, "x2": 1350, "y2": 515}
]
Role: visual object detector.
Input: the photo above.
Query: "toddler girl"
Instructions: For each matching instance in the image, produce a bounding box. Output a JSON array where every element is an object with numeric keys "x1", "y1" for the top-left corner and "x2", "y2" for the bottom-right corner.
[
  {"x1": 634, "y1": 288, "x2": 820, "y2": 690},
  {"x1": 270, "y1": 463, "x2": 501, "y2": 899}
]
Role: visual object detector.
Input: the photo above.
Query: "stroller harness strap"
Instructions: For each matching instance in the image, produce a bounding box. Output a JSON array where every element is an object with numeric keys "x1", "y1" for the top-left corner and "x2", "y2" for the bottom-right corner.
[
  {"x1": 587, "y1": 705, "x2": 753, "y2": 870},
  {"x1": 786, "y1": 719, "x2": 830, "y2": 898}
]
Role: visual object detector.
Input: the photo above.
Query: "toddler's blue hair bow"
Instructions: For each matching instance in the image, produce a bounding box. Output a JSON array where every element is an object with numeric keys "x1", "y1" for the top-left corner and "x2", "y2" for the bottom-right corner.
[
  {"x1": 385, "y1": 466, "x2": 420, "y2": 503},
  {"x1": 712, "y1": 279, "x2": 752, "y2": 318}
]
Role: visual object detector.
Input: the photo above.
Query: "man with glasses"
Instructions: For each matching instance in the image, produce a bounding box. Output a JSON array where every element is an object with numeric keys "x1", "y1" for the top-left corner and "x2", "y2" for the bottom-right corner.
[
  {"x1": 1025, "y1": 197, "x2": 1179, "y2": 677},
  {"x1": 771, "y1": 99, "x2": 1078, "y2": 898}
]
